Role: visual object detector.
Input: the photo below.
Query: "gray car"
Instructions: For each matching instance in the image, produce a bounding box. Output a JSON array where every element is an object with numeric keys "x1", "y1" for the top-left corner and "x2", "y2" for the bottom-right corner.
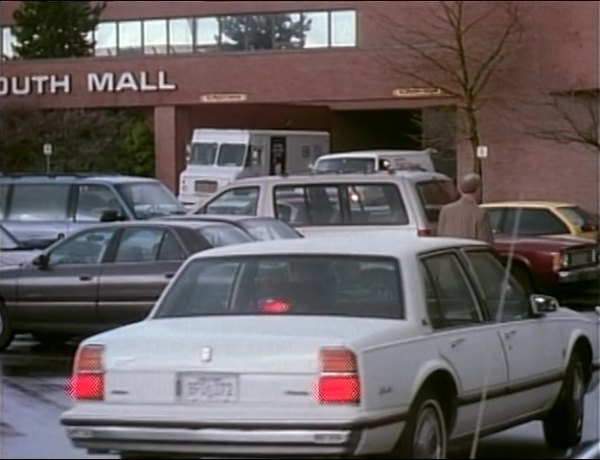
[
  {"x1": 0, "y1": 173, "x2": 187, "y2": 247},
  {"x1": 0, "y1": 219, "x2": 258, "y2": 350}
]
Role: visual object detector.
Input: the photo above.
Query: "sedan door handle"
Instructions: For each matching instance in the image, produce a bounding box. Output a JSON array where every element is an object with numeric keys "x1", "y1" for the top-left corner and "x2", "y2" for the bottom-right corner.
[
  {"x1": 79, "y1": 275, "x2": 93, "y2": 281},
  {"x1": 164, "y1": 273, "x2": 175, "y2": 279},
  {"x1": 450, "y1": 338, "x2": 466, "y2": 348}
]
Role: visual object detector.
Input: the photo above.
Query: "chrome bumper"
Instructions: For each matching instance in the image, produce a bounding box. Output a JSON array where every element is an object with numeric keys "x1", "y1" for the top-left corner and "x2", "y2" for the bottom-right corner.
[
  {"x1": 558, "y1": 264, "x2": 600, "y2": 284},
  {"x1": 65, "y1": 425, "x2": 359, "y2": 456}
]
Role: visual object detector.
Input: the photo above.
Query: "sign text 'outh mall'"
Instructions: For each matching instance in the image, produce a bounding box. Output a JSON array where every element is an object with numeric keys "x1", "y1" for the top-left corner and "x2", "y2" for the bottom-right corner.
[{"x1": 0, "y1": 70, "x2": 177, "y2": 96}]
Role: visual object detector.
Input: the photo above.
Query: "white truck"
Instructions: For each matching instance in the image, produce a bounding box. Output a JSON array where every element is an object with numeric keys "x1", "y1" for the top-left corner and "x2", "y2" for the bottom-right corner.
[
  {"x1": 311, "y1": 149, "x2": 436, "y2": 174},
  {"x1": 178, "y1": 129, "x2": 330, "y2": 207}
]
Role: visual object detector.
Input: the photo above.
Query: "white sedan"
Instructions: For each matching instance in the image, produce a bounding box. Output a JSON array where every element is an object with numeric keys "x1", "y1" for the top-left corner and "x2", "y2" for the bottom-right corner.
[{"x1": 61, "y1": 233, "x2": 600, "y2": 459}]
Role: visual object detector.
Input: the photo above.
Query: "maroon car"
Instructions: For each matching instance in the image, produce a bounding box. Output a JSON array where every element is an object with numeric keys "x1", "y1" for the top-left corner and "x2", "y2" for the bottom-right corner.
[{"x1": 493, "y1": 234, "x2": 599, "y2": 296}]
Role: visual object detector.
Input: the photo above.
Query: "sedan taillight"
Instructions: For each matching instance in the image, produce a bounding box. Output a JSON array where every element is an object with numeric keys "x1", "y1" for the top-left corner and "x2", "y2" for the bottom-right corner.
[
  {"x1": 67, "y1": 344, "x2": 105, "y2": 400},
  {"x1": 317, "y1": 348, "x2": 360, "y2": 404}
]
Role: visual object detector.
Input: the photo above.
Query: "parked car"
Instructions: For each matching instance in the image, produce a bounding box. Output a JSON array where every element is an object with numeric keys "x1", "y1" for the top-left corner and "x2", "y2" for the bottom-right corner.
[
  {"x1": 310, "y1": 149, "x2": 436, "y2": 174},
  {"x1": 0, "y1": 219, "x2": 260, "y2": 350},
  {"x1": 163, "y1": 214, "x2": 303, "y2": 240},
  {"x1": 483, "y1": 201, "x2": 599, "y2": 241},
  {"x1": 191, "y1": 171, "x2": 458, "y2": 237},
  {"x1": 61, "y1": 233, "x2": 599, "y2": 459},
  {"x1": 492, "y1": 234, "x2": 599, "y2": 296},
  {"x1": 0, "y1": 223, "x2": 42, "y2": 267},
  {"x1": 0, "y1": 173, "x2": 187, "y2": 247}
]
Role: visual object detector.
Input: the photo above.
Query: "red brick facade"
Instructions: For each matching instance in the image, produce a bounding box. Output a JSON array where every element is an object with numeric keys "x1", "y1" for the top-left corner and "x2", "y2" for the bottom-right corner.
[{"x1": 0, "y1": 1, "x2": 598, "y2": 211}]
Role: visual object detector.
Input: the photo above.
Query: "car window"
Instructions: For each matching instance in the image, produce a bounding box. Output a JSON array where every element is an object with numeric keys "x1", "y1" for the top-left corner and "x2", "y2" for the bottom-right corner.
[
  {"x1": 157, "y1": 230, "x2": 187, "y2": 261},
  {"x1": 0, "y1": 184, "x2": 8, "y2": 219},
  {"x1": 48, "y1": 228, "x2": 116, "y2": 266},
  {"x1": 463, "y1": 250, "x2": 530, "y2": 322},
  {"x1": 345, "y1": 184, "x2": 408, "y2": 225},
  {"x1": 196, "y1": 224, "x2": 254, "y2": 247},
  {"x1": 558, "y1": 206, "x2": 598, "y2": 231},
  {"x1": 114, "y1": 227, "x2": 165, "y2": 263},
  {"x1": 115, "y1": 182, "x2": 186, "y2": 219},
  {"x1": 504, "y1": 208, "x2": 570, "y2": 236},
  {"x1": 239, "y1": 219, "x2": 301, "y2": 240},
  {"x1": 75, "y1": 184, "x2": 124, "y2": 222},
  {"x1": 203, "y1": 187, "x2": 259, "y2": 216},
  {"x1": 415, "y1": 180, "x2": 459, "y2": 224},
  {"x1": 420, "y1": 253, "x2": 482, "y2": 327},
  {"x1": 486, "y1": 208, "x2": 503, "y2": 233},
  {"x1": 0, "y1": 225, "x2": 19, "y2": 250},
  {"x1": 7, "y1": 184, "x2": 71, "y2": 221},
  {"x1": 155, "y1": 255, "x2": 404, "y2": 320},
  {"x1": 274, "y1": 185, "x2": 342, "y2": 225}
]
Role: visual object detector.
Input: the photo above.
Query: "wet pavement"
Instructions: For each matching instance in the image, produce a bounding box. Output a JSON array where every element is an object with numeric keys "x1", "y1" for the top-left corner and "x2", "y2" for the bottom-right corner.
[{"x1": 0, "y1": 311, "x2": 598, "y2": 459}]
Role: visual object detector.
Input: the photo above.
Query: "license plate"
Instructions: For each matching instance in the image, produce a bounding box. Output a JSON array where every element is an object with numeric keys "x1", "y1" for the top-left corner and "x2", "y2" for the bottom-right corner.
[{"x1": 177, "y1": 373, "x2": 238, "y2": 403}]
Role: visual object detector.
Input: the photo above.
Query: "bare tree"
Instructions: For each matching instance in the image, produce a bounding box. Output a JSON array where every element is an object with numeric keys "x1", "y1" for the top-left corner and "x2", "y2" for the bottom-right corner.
[{"x1": 371, "y1": 1, "x2": 523, "y2": 175}]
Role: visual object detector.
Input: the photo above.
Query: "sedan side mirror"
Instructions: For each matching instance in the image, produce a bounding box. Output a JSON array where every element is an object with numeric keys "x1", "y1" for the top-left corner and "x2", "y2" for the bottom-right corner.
[
  {"x1": 100, "y1": 209, "x2": 125, "y2": 222},
  {"x1": 530, "y1": 294, "x2": 559, "y2": 316},
  {"x1": 32, "y1": 253, "x2": 49, "y2": 269}
]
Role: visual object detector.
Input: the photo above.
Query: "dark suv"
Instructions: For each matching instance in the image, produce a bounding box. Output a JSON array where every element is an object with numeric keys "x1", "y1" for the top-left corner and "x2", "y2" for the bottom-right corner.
[{"x1": 0, "y1": 173, "x2": 186, "y2": 247}]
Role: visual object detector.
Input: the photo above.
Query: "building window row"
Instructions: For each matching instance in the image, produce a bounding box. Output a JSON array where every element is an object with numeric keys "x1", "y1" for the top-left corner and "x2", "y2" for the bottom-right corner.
[{"x1": 0, "y1": 10, "x2": 356, "y2": 60}]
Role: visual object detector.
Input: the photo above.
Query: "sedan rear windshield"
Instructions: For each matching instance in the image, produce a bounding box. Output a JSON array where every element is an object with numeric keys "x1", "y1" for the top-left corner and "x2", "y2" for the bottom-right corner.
[
  {"x1": 415, "y1": 180, "x2": 459, "y2": 223},
  {"x1": 155, "y1": 255, "x2": 404, "y2": 320}
]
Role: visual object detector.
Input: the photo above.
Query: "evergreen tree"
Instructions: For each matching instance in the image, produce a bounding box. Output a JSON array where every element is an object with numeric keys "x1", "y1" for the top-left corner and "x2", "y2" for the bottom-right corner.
[{"x1": 12, "y1": 1, "x2": 105, "y2": 59}]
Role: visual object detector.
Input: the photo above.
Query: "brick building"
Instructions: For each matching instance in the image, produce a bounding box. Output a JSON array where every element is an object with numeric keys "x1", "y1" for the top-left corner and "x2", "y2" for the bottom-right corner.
[{"x1": 0, "y1": 1, "x2": 598, "y2": 211}]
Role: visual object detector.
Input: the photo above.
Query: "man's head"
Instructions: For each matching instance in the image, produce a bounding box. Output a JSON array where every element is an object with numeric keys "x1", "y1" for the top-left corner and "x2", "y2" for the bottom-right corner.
[{"x1": 459, "y1": 173, "x2": 482, "y2": 201}]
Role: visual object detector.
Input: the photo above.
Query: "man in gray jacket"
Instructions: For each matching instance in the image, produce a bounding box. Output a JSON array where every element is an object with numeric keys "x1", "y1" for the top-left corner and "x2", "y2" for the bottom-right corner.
[{"x1": 437, "y1": 173, "x2": 494, "y2": 243}]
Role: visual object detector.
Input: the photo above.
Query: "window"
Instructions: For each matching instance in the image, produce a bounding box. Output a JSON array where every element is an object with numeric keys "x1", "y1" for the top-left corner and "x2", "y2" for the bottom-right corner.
[
  {"x1": 115, "y1": 228, "x2": 165, "y2": 263},
  {"x1": 303, "y1": 11, "x2": 328, "y2": 48},
  {"x1": 505, "y1": 208, "x2": 570, "y2": 236},
  {"x1": 155, "y1": 255, "x2": 403, "y2": 320},
  {"x1": 274, "y1": 185, "x2": 341, "y2": 225},
  {"x1": 2, "y1": 27, "x2": 15, "y2": 59},
  {"x1": 421, "y1": 253, "x2": 482, "y2": 327},
  {"x1": 0, "y1": 184, "x2": 8, "y2": 219},
  {"x1": 75, "y1": 185, "x2": 123, "y2": 222},
  {"x1": 118, "y1": 20, "x2": 142, "y2": 55},
  {"x1": 239, "y1": 218, "x2": 301, "y2": 240},
  {"x1": 220, "y1": 15, "x2": 246, "y2": 51},
  {"x1": 157, "y1": 230, "x2": 186, "y2": 261},
  {"x1": 246, "y1": 15, "x2": 274, "y2": 50},
  {"x1": 203, "y1": 187, "x2": 260, "y2": 216},
  {"x1": 196, "y1": 224, "x2": 254, "y2": 247},
  {"x1": 273, "y1": 13, "x2": 303, "y2": 49},
  {"x1": 416, "y1": 180, "x2": 459, "y2": 224},
  {"x1": 217, "y1": 144, "x2": 247, "y2": 166},
  {"x1": 0, "y1": 226, "x2": 19, "y2": 250},
  {"x1": 464, "y1": 250, "x2": 530, "y2": 322},
  {"x1": 115, "y1": 182, "x2": 186, "y2": 219},
  {"x1": 345, "y1": 184, "x2": 408, "y2": 225},
  {"x1": 169, "y1": 18, "x2": 194, "y2": 53},
  {"x1": 8, "y1": 184, "x2": 71, "y2": 221},
  {"x1": 196, "y1": 16, "x2": 220, "y2": 51},
  {"x1": 331, "y1": 10, "x2": 356, "y2": 47},
  {"x1": 487, "y1": 208, "x2": 503, "y2": 233},
  {"x1": 189, "y1": 142, "x2": 218, "y2": 165},
  {"x1": 143, "y1": 19, "x2": 167, "y2": 54},
  {"x1": 95, "y1": 22, "x2": 117, "y2": 56},
  {"x1": 315, "y1": 157, "x2": 376, "y2": 174},
  {"x1": 558, "y1": 206, "x2": 598, "y2": 231},
  {"x1": 48, "y1": 228, "x2": 116, "y2": 266}
]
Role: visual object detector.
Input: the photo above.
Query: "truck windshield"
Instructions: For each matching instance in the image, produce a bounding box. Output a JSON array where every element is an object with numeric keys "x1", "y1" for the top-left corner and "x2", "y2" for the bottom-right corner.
[
  {"x1": 190, "y1": 143, "x2": 218, "y2": 165},
  {"x1": 217, "y1": 144, "x2": 247, "y2": 166},
  {"x1": 315, "y1": 157, "x2": 375, "y2": 173}
]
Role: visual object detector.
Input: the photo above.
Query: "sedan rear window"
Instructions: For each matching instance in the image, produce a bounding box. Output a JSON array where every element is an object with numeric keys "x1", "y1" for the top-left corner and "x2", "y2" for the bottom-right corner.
[
  {"x1": 155, "y1": 255, "x2": 404, "y2": 320},
  {"x1": 415, "y1": 180, "x2": 459, "y2": 223}
]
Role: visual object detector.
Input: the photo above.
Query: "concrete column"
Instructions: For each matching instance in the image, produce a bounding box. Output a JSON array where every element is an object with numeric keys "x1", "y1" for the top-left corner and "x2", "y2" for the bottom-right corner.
[{"x1": 153, "y1": 105, "x2": 188, "y2": 193}]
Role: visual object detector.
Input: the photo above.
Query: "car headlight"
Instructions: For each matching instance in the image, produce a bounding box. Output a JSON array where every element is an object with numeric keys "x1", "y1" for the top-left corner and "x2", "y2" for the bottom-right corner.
[{"x1": 551, "y1": 251, "x2": 569, "y2": 271}]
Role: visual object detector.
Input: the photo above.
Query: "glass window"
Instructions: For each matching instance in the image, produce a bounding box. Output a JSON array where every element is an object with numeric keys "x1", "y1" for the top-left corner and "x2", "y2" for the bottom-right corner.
[
  {"x1": 195, "y1": 16, "x2": 220, "y2": 51},
  {"x1": 220, "y1": 15, "x2": 247, "y2": 51},
  {"x1": 303, "y1": 11, "x2": 328, "y2": 48},
  {"x1": 189, "y1": 142, "x2": 218, "y2": 165},
  {"x1": 143, "y1": 19, "x2": 167, "y2": 54},
  {"x1": 421, "y1": 253, "x2": 482, "y2": 327},
  {"x1": 272, "y1": 13, "x2": 304, "y2": 50},
  {"x1": 464, "y1": 250, "x2": 530, "y2": 322},
  {"x1": 245, "y1": 14, "x2": 274, "y2": 50},
  {"x1": 48, "y1": 228, "x2": 116, "y2": 266},
  {"x1": 505, "y1": 208, "x2": 570, "y2": 236},
  {"x1": 238, "y1": 218, "x2": 301, "y2": 240},
  {"x1": 154, "y1": 255, "x2": 403, "y2": 320},
  {"x1": 75, "y1": 185, "x2": 123, "y2": 222},
  {"x1": 115, "y1": 182, "x2": 186, "y2": 219},
  {"x1": 315, "y1": 157, "x2": 376, "y2": 174},
  {"x1": 0, "y1": 225, "x2": 19, "y2": 250},
  {"x1": 217, "y1": 144, "x2": 247, "y2": 166},
  {"x1": 8, "y1": 184, "x2": 70, "y2": 221},
  {"x1": 345, "y1": 184, "x2": 408, "y2": 225},
  {"x1": 203, "y1": 187, "x2": 260, "y2": 216},
  {"x1": 558, "y1": 206, "x2": 598, "y2": 231},
  {"x1": 196, "y1": 224, "x2": 254, "y2": 247},
  {"x1": 157, "y1": 230, "x2": 187, "y2": 261},
  {"x1": 0, "y1": 184, "x2": 8, "y2": 218},
  {"x1": 416, "y1": 180, "x2": 459, "y2": 224},
  {"x1": 1, "y1": 27, "x2": 15, "y2": 59},
  {"x1": 274, "y1": 185, "x2": 342, "y2": 225},
  {"x1": 169, "y1": 18, "x2": 193, "y2": 53},
  {"x1": 118, "y1": 20, "x2": 142, "y2": 55},
  {"x1": 487, "y1": 208, "x2": 504, "y2": 233},
  {"x1": 115, "y1": 227, "x2": 165, "y2": 263},
  {"x1": 95, "y1": 22, "x2": 117, "y2": 56},
  {"x1": 331, "y1": 10, "x2": 356, "y2": 47}
]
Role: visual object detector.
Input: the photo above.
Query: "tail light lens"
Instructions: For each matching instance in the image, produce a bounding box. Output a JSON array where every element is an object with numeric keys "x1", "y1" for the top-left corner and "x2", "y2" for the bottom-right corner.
[
  {"x1": 317, "y1": 348, "x2": 360, "y2": 405},
  {"x1": 418, "y1": 227, "x2": 436, "y2": 237},
  {"x1": 67, "y1": 344, "x2": 105, "y2": 400}
]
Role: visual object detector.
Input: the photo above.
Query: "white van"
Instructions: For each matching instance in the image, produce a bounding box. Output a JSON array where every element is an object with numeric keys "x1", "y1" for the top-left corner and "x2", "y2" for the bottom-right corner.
[
  {"x1": 178, "y1": 129, "x2": 330, "y2": 207},
  {"x1": 312, "y1": 149, "x2": 436, "y2": 174}
]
